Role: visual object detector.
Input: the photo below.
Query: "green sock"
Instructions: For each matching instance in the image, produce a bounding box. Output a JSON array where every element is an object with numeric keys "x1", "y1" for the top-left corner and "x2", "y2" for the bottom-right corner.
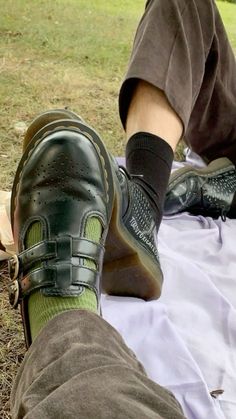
[{"x1": 27, "y1": 218, "x2": 102, "y2": 341}]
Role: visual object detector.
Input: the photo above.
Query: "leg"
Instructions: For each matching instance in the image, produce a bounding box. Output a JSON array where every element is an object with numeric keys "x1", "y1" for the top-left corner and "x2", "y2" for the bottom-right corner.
[
  {"x1": 126, "y1": 81, "x2": 183, "y2": 151},
  {"x1": 11, "y1": 311, "x2": 185, "y2": 419},
  {"x1": 119, "y1": 0, "x2": 236, "y2": 219},
  {"x1": 9, "y1": 116, "x2": 185, "y2": 418},
  {"x1": 120, "y1": 0, "x2": 236, "y2": 162},
  {"x1": 124, "y1": 81, "x2": 182, "y2": 223}
]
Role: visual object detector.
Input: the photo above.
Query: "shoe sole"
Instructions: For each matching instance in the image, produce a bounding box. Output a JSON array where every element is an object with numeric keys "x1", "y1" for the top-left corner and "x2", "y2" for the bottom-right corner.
[
  {"x1": 23, "y1": 108, "x2": 84, "y2": 151},
  {"x1": 168, "y1": 157, "x2": 235, "y2": 191},
  {"x1": 22, "y1": 110, "x2": 163, "y2": 301}
]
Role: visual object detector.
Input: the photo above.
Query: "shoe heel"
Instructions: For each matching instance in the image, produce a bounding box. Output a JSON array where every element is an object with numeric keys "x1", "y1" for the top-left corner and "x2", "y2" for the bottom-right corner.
[
  {"x1": 168, "y1": 157, "x2": 234, "y2": 188},
  {"x1": 207, "y1": 157, "x2": 234, "y2": 172}
]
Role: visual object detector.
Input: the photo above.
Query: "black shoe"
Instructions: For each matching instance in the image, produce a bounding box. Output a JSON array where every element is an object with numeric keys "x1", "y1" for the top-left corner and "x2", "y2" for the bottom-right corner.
[
  {"x1": 8, "y1": 117, "x2": 114, "y2": 348},
  {"x1": 21, "y1": 109, "x2": 163, "y2": 301},
  {"x1": 164, "y1": 157, "x2": 236, "y2": 220},
  {"x1": 103, "y1": 161, "x2": 163, "y2": 300}
]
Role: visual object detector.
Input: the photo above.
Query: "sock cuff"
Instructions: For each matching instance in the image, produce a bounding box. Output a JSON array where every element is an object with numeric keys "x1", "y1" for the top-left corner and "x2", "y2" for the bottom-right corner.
[{"x1": 126, "y1": 132, "x2": 174, "y2": 169}]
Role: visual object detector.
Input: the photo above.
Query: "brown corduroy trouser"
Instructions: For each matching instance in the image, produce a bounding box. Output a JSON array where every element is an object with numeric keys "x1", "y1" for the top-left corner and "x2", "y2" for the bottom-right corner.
[
  {"x1": 119, "y1": 0, "x2": 236, "y2": 163},
  {"x1": 11, "y1": 311, "x2": 185, "y2": 419}
]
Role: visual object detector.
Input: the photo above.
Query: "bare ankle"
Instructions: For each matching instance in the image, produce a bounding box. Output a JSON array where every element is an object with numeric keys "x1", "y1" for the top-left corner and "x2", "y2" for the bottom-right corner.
[{"x1": 126, "y1": 80, "x2": 183, "y2": 151}]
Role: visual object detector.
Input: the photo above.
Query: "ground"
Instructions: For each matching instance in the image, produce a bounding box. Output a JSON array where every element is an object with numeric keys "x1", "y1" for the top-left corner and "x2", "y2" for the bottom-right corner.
[{"x1": 0, "y1": 1, "x2": 235, "y2": 417}]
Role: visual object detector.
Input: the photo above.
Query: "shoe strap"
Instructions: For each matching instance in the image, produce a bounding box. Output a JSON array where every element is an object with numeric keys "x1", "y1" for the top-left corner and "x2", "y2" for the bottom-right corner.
[{"x1": 8, "y1": 236, "x2": 103, "y2": 308}]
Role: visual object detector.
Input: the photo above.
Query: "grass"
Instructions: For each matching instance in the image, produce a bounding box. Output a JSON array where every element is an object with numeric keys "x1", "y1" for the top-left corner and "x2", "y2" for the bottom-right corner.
[
  {"x1": 0, "y1": 1, "x2": 235, "y2": 417},
  {"x1": 218, "y1": 1, "x2": 236, "y2": 47},
  {"x1": 0, "y1": 0, "x2": 145, "y2": 191}
]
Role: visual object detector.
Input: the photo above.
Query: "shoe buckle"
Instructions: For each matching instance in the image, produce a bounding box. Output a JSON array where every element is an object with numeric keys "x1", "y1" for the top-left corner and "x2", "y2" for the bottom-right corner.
[
  {"x1": 8, "y1": 254, "x2": 20, "y2": 280},
  {"x1": 8, "y1": 255, "x2": 20, "y2": 308},
  {"x1": 8, "y1": 280, "x2": 20, "y2": 308}
]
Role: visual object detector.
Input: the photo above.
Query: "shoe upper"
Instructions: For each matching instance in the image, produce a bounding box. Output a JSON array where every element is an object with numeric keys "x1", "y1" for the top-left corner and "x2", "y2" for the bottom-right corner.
[
  {"x1": 164, "y1": 165, "x2": 236, "y2": 219},
  {"x1": 115, "y1": 162, "x2": 160, "y2": 262},
  {"x1": 9, "y1": 125, "x2": 114, "y2": 313}
]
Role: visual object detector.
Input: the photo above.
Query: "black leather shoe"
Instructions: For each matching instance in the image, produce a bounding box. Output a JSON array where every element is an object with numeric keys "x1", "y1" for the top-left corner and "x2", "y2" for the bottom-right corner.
[
  {"x1": 103, "y1": 161, "x2": 163, "y2": 300},
  {"x1": 8, "y1": 118, "x2": 114, "y2": 347},
  {"x1": 21, "y1": 109, "x2": 163, "y2": 301},
  {"x1": 164, "y1": 157, "x2": 236, "y2": 220}
]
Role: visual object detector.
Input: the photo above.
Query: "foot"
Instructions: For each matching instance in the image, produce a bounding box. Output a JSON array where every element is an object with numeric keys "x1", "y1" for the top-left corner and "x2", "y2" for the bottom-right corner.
[
  {"x1": 103, "y1": 161, "x2": 163, "y2": 300},
  {"x1": 164, "y1": 157, "x2": 236, "y2": 219},
  {"x1": 8, "y1": 116, "x2": 114, "y2": 347},
  {"x1": 21, "y1": 109, "x2": 163, "y2": 301}
]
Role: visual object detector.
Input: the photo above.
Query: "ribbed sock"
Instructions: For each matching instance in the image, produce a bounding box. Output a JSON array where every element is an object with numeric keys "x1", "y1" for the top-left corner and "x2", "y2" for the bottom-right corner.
[
  {"x1": 126, "y1": 132, "x2": 174, "y2": 228},
  {"x1": 27, "y1": 218, "x2": 101, "y2": 341}
]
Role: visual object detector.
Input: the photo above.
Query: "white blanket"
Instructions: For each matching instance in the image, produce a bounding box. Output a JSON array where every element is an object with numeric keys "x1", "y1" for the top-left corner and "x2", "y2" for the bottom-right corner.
[
  {"x1": 102, "y1": 151, "x2": 236, "y2": 419},
  {"x1": 1, "y1": 150, "x2": 235, "y2": 418}
]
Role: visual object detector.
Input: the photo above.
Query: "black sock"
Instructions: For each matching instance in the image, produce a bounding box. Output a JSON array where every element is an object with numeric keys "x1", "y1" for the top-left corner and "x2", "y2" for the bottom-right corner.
[{"x1": 126, "y1": 132, "x2": 174, "y2": 226}]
